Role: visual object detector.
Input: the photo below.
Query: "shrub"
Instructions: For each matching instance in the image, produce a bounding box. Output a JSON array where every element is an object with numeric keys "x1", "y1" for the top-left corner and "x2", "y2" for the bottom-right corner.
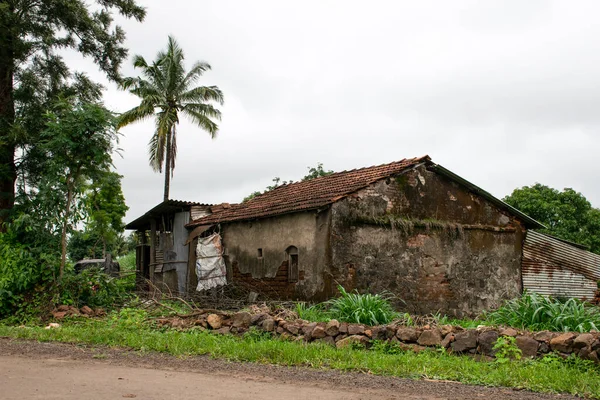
[
  {"x1": 295, "y1": 302, "x2": 330, "y2": 322},
  {"x1": 326, "y1": 285, "x2": 398, "y2": 325},
  {"x1": 493, "y1": 336, "x2": 522, "y2": 364},
  {"x1": 485, "y1": 291, "x2": 600, "y2": 332},
  {"x1": 59, "y1": 268, "x2": 131, "y2": 309},
  {"x1": 0, "y1": 230, "x2": 58, "y2": 318}
]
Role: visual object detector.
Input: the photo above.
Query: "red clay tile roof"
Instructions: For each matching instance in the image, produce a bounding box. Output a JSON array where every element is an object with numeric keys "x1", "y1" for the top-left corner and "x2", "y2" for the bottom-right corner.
[{"x1": 187, "y1": 156, "x2": 431, "y2": 227}]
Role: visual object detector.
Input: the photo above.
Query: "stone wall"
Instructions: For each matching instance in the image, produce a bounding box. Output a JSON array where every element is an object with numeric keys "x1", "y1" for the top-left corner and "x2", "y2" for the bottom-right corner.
[
  {"x1": 329, "y1": 165, "x2": 525, "y2": 317},
  {"x1": 157, "y1": 310, "x2": 600, "y2": 364}
]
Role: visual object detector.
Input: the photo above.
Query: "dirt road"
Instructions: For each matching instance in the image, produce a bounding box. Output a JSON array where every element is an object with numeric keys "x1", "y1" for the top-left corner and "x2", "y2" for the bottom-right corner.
[{"x1": 0, "y1": 338, "x2": 576, "y2": 400}]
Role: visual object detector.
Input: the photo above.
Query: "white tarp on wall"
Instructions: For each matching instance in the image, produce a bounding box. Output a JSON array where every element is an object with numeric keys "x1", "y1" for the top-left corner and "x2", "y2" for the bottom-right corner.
[{"x1": 196, "y1": 233, "x2": 227, "y2": 291}]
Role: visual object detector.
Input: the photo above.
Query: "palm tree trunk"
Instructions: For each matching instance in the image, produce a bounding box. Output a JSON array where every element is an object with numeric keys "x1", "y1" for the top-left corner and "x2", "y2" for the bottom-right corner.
[{"x1": 163, "y1": 127, "x2": 172, "y2": 202}]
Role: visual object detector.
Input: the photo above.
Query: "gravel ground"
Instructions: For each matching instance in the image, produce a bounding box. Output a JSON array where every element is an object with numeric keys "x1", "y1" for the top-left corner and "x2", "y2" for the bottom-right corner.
[{"x1": 0, "y1": 337, "x2": 581, "y2": 400}]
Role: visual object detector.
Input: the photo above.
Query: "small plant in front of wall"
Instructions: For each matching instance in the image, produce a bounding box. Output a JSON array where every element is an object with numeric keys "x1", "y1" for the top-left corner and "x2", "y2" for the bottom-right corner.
[
  {"x1": 493, "y1": 336, "x2": 522, "y2": 364},
  {"x1": 326, "y1": 285, "x2": 399, "y2": 325}
]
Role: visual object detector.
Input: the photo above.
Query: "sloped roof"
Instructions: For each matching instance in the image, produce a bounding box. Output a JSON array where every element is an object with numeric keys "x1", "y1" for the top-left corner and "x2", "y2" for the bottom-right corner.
[
  {"x1": 187, "y1": 156, "x2": 430, "y2": 227},
  {"x1": 126, "y1": 199, "x2": 211, "y2": 230}
]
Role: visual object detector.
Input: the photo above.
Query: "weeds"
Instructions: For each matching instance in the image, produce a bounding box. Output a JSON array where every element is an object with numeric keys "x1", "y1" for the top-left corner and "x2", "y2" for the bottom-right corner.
[
  {"x1": 485, "y1": 292, "x2": 600, "y2": 332},
  {"x1": 326, "y1": 285, "x2": 398, "y2": 325},
  {"x1": 493, "y1": 336, "x2": 522, "y2": 364}
]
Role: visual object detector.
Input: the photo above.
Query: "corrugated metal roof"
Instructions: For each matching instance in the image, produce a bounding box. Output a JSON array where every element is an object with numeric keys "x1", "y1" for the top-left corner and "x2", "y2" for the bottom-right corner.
[
  {"x1": 126, "y1": 199, "x2": 212, "y2": 230},
  {"x1": 522, "y1": 230, "x2": 600, "y2": 300}
]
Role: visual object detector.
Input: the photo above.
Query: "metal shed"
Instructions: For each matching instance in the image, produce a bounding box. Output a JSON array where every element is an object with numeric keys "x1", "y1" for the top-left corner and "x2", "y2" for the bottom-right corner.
[{"x1": 522, "y1": 230, "x2": 600, "y2": 299}]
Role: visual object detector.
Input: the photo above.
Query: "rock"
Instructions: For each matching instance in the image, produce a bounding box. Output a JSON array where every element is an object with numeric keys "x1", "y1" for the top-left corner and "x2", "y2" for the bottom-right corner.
[
  {"x1": 317, "y1": 336, "x2": 336, "y2": 347},
  {"x1": 364, "y1": 329, "x2": 373, "y2": 338},
  {"x1": 67, "y1": 306, "x2": 80, "y2": 315},
  {"x1": 286, "y1": 324, "x2": 300, "y2": 335},
  {"x1": 44, "y1": 323, "x2": 60, "y2": 329},
  {"x1": 370, "y1": 326, "x2": 387, "y2": 340},
  {"x1": 516, "y1": 336, "x2": 539, "y2": 358},
  {"x1": 339, "y1": 322, "x2": 348, "y2": 334},
  {"x1": 533, "y1": 330, "x2": 555, "y2": 342},
  {"x1": 347, "y1": 324, "x2": 365, "y2": 335},
  {"x1": 499, "y1": 327, "x2": 518, "y2": 337},
  {"x1": 232, "y1": 312, "x2": 252, "y2": 328},
  {"x1": 452, "y1": 330, "x2": 478, "y2": 353},
  {"x1": 550, "y1": 332, "x2": 577, "y2": 353},
  {"x1": 397, "y1": 327, "x2": 419, "y2": 342},
  {"x1": 214, "y1": 326, "x2": 231, "y2": 335},
  {"x1": 573, "y1": 333, "x2": 595, "y2": 349},
  {"x1": 276, "y1": 326, "x2": 285, "y2": 334},
  {"x1": 80, "y1": 305, "x2": 94, "y2": 316},
  {"x1": 538, "y1": 342, "x2": 550, "y2": 353},
  {"x1": 251, "y1": 313, "x2": 269, "y2": 325},
  {"x1": 261, "y1": 318, "x2": 275, "y2": 332},
  {"x1": 478, "y1": 330, "x2": 499, "y2": 356},
  {"x1": 440, "y1": 325, "x2": 453, "y2": 336},
  {"x1": 325, "y1": 320, "x2": 340, "y2": 336},
  {"x1": 207, "y1": 314, "x2": 223, "y2": 329},
  {"x1": 592, "y1": 339, "x2": 600, "y2": 352},
  {"x1": 335, "y1": 335, "x2": 369, "y2": 349},
  {"x1": 417, "y1": 329, "x2": 442, "y2": 346},
  {"x1": 335, "y1": 334, "x2": 348, "y2": 342},
  {"x1": 578, "y1": 347, "x2": 592, "y2": 360},
  {"x1": 311, "y1": 325, "x2": 327, "y2": 339},
  {"x1": 57, "y1": 305, "x2": 70, "y2": 312},
  {"x1": 302, "y1": 322, "x2": 317, "y2": 336},
  {"x1": 52, "y1": 311, "x2": 68, "y2": 320},
  {"x1": 441, "y1": 333, "x2": 454, "y2": 349},
  {"x1": 587, "y1": 351, "x2": 600, "y2": 363},
  {"x1": 94, "y1": 308, "x2": 106, "y2": 317},
  {"x1": 385, "y1": 325, "x2": 397, "y2": 339}
]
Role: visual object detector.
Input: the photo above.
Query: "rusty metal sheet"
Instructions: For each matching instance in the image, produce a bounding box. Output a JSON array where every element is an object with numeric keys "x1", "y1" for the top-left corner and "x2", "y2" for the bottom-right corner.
[{"x1": 522, "y1": 230, "x2": 600, "y2": 300}]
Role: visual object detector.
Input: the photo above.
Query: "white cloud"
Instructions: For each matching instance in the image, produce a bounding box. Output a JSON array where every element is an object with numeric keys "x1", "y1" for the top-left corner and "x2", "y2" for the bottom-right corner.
[{"x1": 81, "y1": 0, "x2": 600, "y2": 221}]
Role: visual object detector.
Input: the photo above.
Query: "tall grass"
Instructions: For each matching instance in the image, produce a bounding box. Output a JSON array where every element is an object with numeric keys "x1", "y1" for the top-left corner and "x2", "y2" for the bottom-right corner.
[
  {"x1": 485, "y1": 292, "x2": 600, "y2": 332},
  {"x1": 296, "y1": 286, "x2": 399, "y2": 325}
]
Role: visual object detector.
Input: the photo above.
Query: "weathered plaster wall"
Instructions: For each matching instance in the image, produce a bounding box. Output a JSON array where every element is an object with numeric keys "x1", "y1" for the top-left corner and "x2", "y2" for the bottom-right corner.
[
  {"x1": 221, "y1": 210, "x2": 331, "y2": 300},
  {"x1": 330, "y1": 165, "x2": 524, "y2": 317}
]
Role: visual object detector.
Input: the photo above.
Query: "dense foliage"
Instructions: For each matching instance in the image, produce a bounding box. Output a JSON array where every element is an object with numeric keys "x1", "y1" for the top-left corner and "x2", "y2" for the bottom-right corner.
[
  {"x1": 504, "y1": 184, "x2": 600, "y2": 254},
  {"x1": 485, "y1": 292, "x2": 600, "y2": 333},
  {"x1": 0, "y1": 0, "x2": 145, "y2": 224}
]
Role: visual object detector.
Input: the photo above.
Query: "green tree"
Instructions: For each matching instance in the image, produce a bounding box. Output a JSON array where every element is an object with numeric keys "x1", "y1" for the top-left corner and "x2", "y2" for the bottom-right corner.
[
  {"x1": 504, "y1": 184, "x2": 600, "y2": 254},
  {"x1": 302, "y1": 162, "x2": 333, "y2": 181},
  {"x1": 84, "y1": 171, "x2": 128, "y2": 257},
  {"x1": 0, "y1": 0, "x2": 145, "y2": 228},
  {"x1": 33, "y1": 100, "x2": 118, "y2": 276},
  {"x1": 118, "y1": 36, "x2": 224, "y2": 201}
]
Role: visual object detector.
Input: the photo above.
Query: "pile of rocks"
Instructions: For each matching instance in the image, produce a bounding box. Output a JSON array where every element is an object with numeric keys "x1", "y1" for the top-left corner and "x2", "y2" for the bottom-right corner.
[
  {"x1": 155, "y1": 310, "x2": 600, "y2": 363},
  {"x1": 51, "y1": 305, "x2": 106, "y2": 319}
]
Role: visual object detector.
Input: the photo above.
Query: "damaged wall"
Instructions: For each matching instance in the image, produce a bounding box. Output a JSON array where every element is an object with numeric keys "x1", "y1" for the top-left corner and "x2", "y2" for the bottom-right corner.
[
  {"x1": 221, "y1": 210, "x2": 331, "y2": 300},
  {"x1": 330, "y1": 165, "x2": 525, "y2": 317}
]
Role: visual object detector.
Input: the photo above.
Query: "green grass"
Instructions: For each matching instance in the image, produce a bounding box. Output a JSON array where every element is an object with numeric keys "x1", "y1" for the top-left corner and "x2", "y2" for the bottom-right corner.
[
  {"x1": 485, "y1": 292, "x2": 600, "y2": 333},
  {"x1": 1, "y1": 313, "x2": 599, "y2": 398},
  {"x1": 296, "y1": 285, "x2": 400, "y2": 325}
]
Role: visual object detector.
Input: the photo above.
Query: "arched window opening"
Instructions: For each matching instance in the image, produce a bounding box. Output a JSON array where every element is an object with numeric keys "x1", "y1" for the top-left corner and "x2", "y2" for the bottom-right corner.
[{"x1": 286, "y1": 246, "x2": 299, "y2": 283}]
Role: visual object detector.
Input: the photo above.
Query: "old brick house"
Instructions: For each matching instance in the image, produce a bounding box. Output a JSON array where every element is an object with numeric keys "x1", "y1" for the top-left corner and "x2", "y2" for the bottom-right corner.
[
  {"x1": 185, "y1": 156, "x2": 543, "y2": 316},
  {"x1": 128, "y1": 156, "x2": 600, "y2": 316}
]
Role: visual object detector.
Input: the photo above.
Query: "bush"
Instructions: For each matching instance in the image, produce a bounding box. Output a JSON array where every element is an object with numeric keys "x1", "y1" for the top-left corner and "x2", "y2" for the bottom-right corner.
[
  {"x1": 326, "y1": 285, "x2": 398, "y2": 325},
  {"x1": 0, "y1": 230, "x2": 58, "y2": 318},
  {"x1": 485, "y1": 292, "x2": 600, "y2": 332},
  {"x1": 59, "y1": 268, "x2": 130, "y2": 309}
]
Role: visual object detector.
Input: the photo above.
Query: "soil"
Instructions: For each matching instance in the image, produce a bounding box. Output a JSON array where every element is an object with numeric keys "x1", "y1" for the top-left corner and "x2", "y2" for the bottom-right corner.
[{"x1": 0, "y1": 338, "x2": 579, "y2": 400}]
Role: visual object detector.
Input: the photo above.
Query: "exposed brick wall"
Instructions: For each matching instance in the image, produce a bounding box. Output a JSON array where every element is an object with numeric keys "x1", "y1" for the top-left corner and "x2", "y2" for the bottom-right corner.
[{"x1": 231, "y1": 260, "x2": 305, "y2": 299}]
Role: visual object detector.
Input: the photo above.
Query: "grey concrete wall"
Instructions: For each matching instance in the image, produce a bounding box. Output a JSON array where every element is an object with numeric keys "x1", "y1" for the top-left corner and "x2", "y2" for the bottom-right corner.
[
  {"x1": 221, "y1": 209, "x2": 331, "y2": 300},
  {"x1": 329, "y1": 165, "x2": 524, "y2": 317}
]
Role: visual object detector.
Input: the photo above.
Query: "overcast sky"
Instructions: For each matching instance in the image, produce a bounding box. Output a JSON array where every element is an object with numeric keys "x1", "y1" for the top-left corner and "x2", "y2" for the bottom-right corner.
[{"x1": 71, "y1": 0, "x2": 600, "y2": 222}]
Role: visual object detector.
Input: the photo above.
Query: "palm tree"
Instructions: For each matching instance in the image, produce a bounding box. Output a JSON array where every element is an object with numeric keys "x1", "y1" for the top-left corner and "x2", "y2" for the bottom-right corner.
[{"x1": 118, "y1": 36, "x2": 224, "y2": 201}]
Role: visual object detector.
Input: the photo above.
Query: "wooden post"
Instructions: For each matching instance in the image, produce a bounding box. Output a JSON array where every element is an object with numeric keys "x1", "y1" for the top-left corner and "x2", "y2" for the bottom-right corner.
[
  {"x1": 105, "y1": 253, "x2": 112, "y2": 275},
  {"x1": 150, "y1": 219, "x2": 156, "y2": 283}
]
